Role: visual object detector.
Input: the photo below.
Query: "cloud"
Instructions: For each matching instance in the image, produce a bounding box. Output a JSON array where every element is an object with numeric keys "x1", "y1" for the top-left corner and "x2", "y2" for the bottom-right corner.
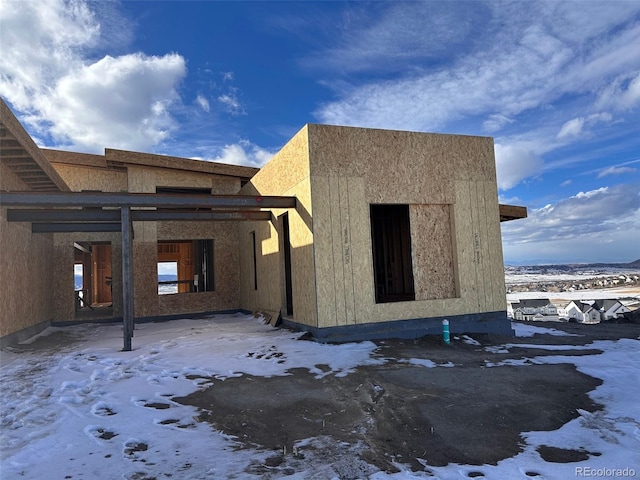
[
  {"x1": 202, "y1": 140, "x2": 274, "y2": 168},
  {"x1": 597, "y1": 166, "x2": 637, "y2": 178},
  {"x1": 196, "y1": 95, "x2": 210, "y2": 112},
  {"x1": 556, "y1": 113, "x2": 613, "y2": 140},
  {"x1": 40, "y1": 53, "x2": 186, "y2": 152},
  {"x1": 0, "y1": 0, "x2": 186, "y2": 152},
  {"x1": 315, "y1": 2, "x2": 640, "y2": 135},
  {"x1": 483, "y1": 114, "x2": 515, "y2": 133},
  {"x1": 494, "y1": 143, "x2": 544, "y2": 191},
  {"x1": 560, "y1": 179, "x2": 573, "y2": 187},
  {"x1": 501, "y1": 183, "x2": 640, "y2": 263},
  {"x1": 218, "y1": 92, "x2": 245, "y2": 116},
  {"x1": 596, "y1": 72, "x2": 640, "y2": 111}
]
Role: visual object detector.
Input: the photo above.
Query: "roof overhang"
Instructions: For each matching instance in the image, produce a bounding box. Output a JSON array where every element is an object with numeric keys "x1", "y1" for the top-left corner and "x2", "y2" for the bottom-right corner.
[
  {"x1": 499, "y1": 204, "x2": 527, "y2": 222},
  {"x1": 0, "y1": 98, "x2": 70, "y2": 192}
]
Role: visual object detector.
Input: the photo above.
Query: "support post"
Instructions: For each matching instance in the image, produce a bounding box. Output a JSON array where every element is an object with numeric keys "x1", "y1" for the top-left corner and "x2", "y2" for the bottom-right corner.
[{"x1": 121, "y1": 206, "x2": 134, "y2": 351}]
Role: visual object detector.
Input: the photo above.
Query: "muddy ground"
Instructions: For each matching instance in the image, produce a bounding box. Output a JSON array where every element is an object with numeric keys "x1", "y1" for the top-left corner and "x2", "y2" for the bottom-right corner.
[{"x1": 175, "y1": 321, "x2": 640, "y2": 476}]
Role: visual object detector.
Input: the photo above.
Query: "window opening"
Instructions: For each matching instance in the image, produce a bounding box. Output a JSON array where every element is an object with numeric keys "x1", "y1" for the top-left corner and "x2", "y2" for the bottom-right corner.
[{"x1": 157, "y1": 240, "x2": 214, "y2": 294}]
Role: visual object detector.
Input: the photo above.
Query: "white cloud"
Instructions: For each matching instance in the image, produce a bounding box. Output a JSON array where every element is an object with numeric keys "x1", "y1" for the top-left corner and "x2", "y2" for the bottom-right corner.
[
  {"x1": 560, "y1": 179, "x2": 573, "y2": 187},
  {"x1": 204, "y1": 141, "x2": 273, "y2": 168},
  {"x1": 218, "y1": 92, "x2": 245, "y2": 116},
  {"x1": 596, "y1": 72, "x2": 640, "y2": 111},
  {"x1": 483, "y1": 114, "x2": 515, "y2": 133},
  {"x1": 196, "y1": 94, "x2": 210, "y2": 112},
  {"x1": 314, "y1": 2, "x2": 640, "y2": 142},
  {"x1": 40, "y1": 53, "x2": 186, "y2": 152},
  {"x1": 0, "y1": 0, "x2": 99, "y2": 109},
  {"x1": 0, "y1": 0, "x2": 186, "y2": 152},
  {"x1": 494, "y1": 143, "x2": 544, "y2": 191},
  {"x1": 556, "y1": 112, "x2": 613, "y2": 140},
  {"x1": 501, "y1": 183, "x2": 640, "y2": 263},
  {"x1": 597, "y1": 166, "x2": 637, "y2": 178},
  {"x1": 556, "y1": 117, "x2": 585, "y2": 140}
]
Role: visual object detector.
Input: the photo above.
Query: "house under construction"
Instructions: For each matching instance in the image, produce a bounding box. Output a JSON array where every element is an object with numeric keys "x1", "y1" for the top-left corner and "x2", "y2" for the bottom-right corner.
[{"x1": 0, "y1": 98, "x2": 526, "y2": 348}]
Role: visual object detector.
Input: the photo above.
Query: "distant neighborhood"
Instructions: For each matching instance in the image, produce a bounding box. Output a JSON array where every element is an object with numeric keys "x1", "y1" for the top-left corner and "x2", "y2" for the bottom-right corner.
[{"x1": 508, "y1": 298, "x2": 635, "y2": 324}]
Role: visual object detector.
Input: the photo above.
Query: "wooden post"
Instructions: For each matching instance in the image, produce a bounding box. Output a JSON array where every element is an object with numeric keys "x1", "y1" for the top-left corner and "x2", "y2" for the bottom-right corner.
[{"x1": 121, "y1": 206, "x2": 134, "y2": 351}]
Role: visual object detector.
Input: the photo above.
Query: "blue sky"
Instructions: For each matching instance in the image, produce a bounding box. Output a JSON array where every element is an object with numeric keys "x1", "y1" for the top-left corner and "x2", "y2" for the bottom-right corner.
[{"x1": 1, "y1": 1, "x2": 639, "y2": 265}]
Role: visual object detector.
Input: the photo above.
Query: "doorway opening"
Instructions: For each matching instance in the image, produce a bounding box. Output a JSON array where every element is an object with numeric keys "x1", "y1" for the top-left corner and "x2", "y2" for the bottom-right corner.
[{"x1": 74, "y1": 242, "x2": 113, "y2": 317}]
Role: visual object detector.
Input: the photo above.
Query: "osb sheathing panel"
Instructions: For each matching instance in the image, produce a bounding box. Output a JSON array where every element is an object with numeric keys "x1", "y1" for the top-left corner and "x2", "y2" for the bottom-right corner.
[
  {"x1": 308, "y1": 125, "x2": 504, "y2": 327},
  {"x1": 106, "y1": 148, "x2": 258, "y2": 180},
  {"x1": 133, "y1": 241, "x2": 159, "y2": 317},
  {"x1": 238, "y1": 128, "x2": 317, "y2": 326},
  {"x1": 42, "y1": 149, "x2": 109, "y2": 168},
  {"x1": 156, "y1": 221, "x2": 241, "y2": 315},
  {"x1": 410, "y1": 204, "x2": 457, "y2": 301},
  {"x1": 241, "y1": 126, "x2": 310, "y2": 197},
  {"x1": 453, "y1": 180, "x2": 506, "y2": 314},
  {"x1": 51, "y1": 163, "x2": 127, "y2": 192},
  {"x1": 238, "y1": 220, "x2": 282, "y2": 315},
  {"x1": 311, "y1": 176, "x2": 374, "y2": 328},
  {"x1": 307, "y1": 125, "x2": 494, "y2": 205},
  {"x1": 0, "y1": 220, "x2": 54, "y2": 338}
]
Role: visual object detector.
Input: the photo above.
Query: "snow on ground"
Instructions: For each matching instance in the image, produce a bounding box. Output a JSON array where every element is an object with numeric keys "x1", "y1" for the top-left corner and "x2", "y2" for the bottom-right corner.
[
  {"x1": 1, "y1": 313, "x2": 639, "y2": 479},
  {"x1": 507, "y1": 286, "x2": 640, "y2": 303},
  {"x1": 511, "y1": 322, "x2": 581, "y2": 337}
]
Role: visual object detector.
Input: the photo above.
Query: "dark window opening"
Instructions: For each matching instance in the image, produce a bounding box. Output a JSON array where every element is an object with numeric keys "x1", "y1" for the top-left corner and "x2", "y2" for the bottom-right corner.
[
  {"x1": 250, "y1": 231, "x2": 258, "y2": 290},
  {"x1": 157, "y1": 240, "x2": 214, "y2": 294},
  {"x1": 282, "y1": 214, "x2": 293, "y2": 316},
  {"x1": 370, "y1": 204, "x2": 415, "y2": 303}
]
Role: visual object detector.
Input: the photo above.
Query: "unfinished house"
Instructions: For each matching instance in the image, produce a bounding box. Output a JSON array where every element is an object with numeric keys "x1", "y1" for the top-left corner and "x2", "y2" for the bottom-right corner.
[
  {"x1": 238, "y1": 124, "x2": 526, "y2": 341},
  {"x1": 1, "y1": 98, "x2": 526, "y2": 347}
]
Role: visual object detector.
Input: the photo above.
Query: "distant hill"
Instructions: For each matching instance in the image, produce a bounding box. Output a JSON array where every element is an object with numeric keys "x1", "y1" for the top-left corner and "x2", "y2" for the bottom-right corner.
[
  {"x1": 505, "y1": 259, "x2": 640, "y2": 270},
  {"x1": 75, "y1": 274, "x2": 178, "y2": 289}
]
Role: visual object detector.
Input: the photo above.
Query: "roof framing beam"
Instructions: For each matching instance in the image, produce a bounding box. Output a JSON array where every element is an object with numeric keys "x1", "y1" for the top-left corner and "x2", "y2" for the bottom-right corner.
[
  {"x1": 32, "y1": 223, "x2": 121, "y2": 233},
  {"x1": 8, "y1": 209, "x2": 273, "y2": 223},
  {"x1": 0, "y1": 191, "x2": 297, "y2": 209}
]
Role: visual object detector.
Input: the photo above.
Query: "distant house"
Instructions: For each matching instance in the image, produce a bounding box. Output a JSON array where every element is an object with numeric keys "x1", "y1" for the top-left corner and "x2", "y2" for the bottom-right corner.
[
  {"x1": 512, "y1": 299, "x2": 558, "y2": 321},
  {"x1": 593, "y1": 299, "x2": 630, "y2": 321},
  {"x1": 565, "y1": 301, "x2": 600, "y2": 324}
]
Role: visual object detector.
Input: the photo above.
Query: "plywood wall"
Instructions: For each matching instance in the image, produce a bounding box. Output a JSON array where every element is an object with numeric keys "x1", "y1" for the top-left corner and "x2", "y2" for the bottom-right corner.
[
  {"x1": 0, "y1": 219, "x2": 55, "y2": 339},
  {"x1": 0, "y1": 163, "x2": 56, "y2": 341},
  {"x1": 52, "y1": 163, "x2": 127, "y2": 192},
  {"x1": 238, "y1": 126, "x2": 318, "y2": 326},
  {"x1": 127, "y1": 165, "x2": 242, "y2": 317},
  {"x1": 44, "y1": 163, "x2": 244, "y2": 322},
  {"x1": 306, "y1": 124, "x2": 506, "y2": 328}
]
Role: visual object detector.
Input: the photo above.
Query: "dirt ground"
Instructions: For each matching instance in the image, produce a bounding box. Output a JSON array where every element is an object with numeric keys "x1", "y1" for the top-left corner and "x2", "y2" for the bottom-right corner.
[{"x1": 175, "y1": 321, "x2": 640, "y2": 476}]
